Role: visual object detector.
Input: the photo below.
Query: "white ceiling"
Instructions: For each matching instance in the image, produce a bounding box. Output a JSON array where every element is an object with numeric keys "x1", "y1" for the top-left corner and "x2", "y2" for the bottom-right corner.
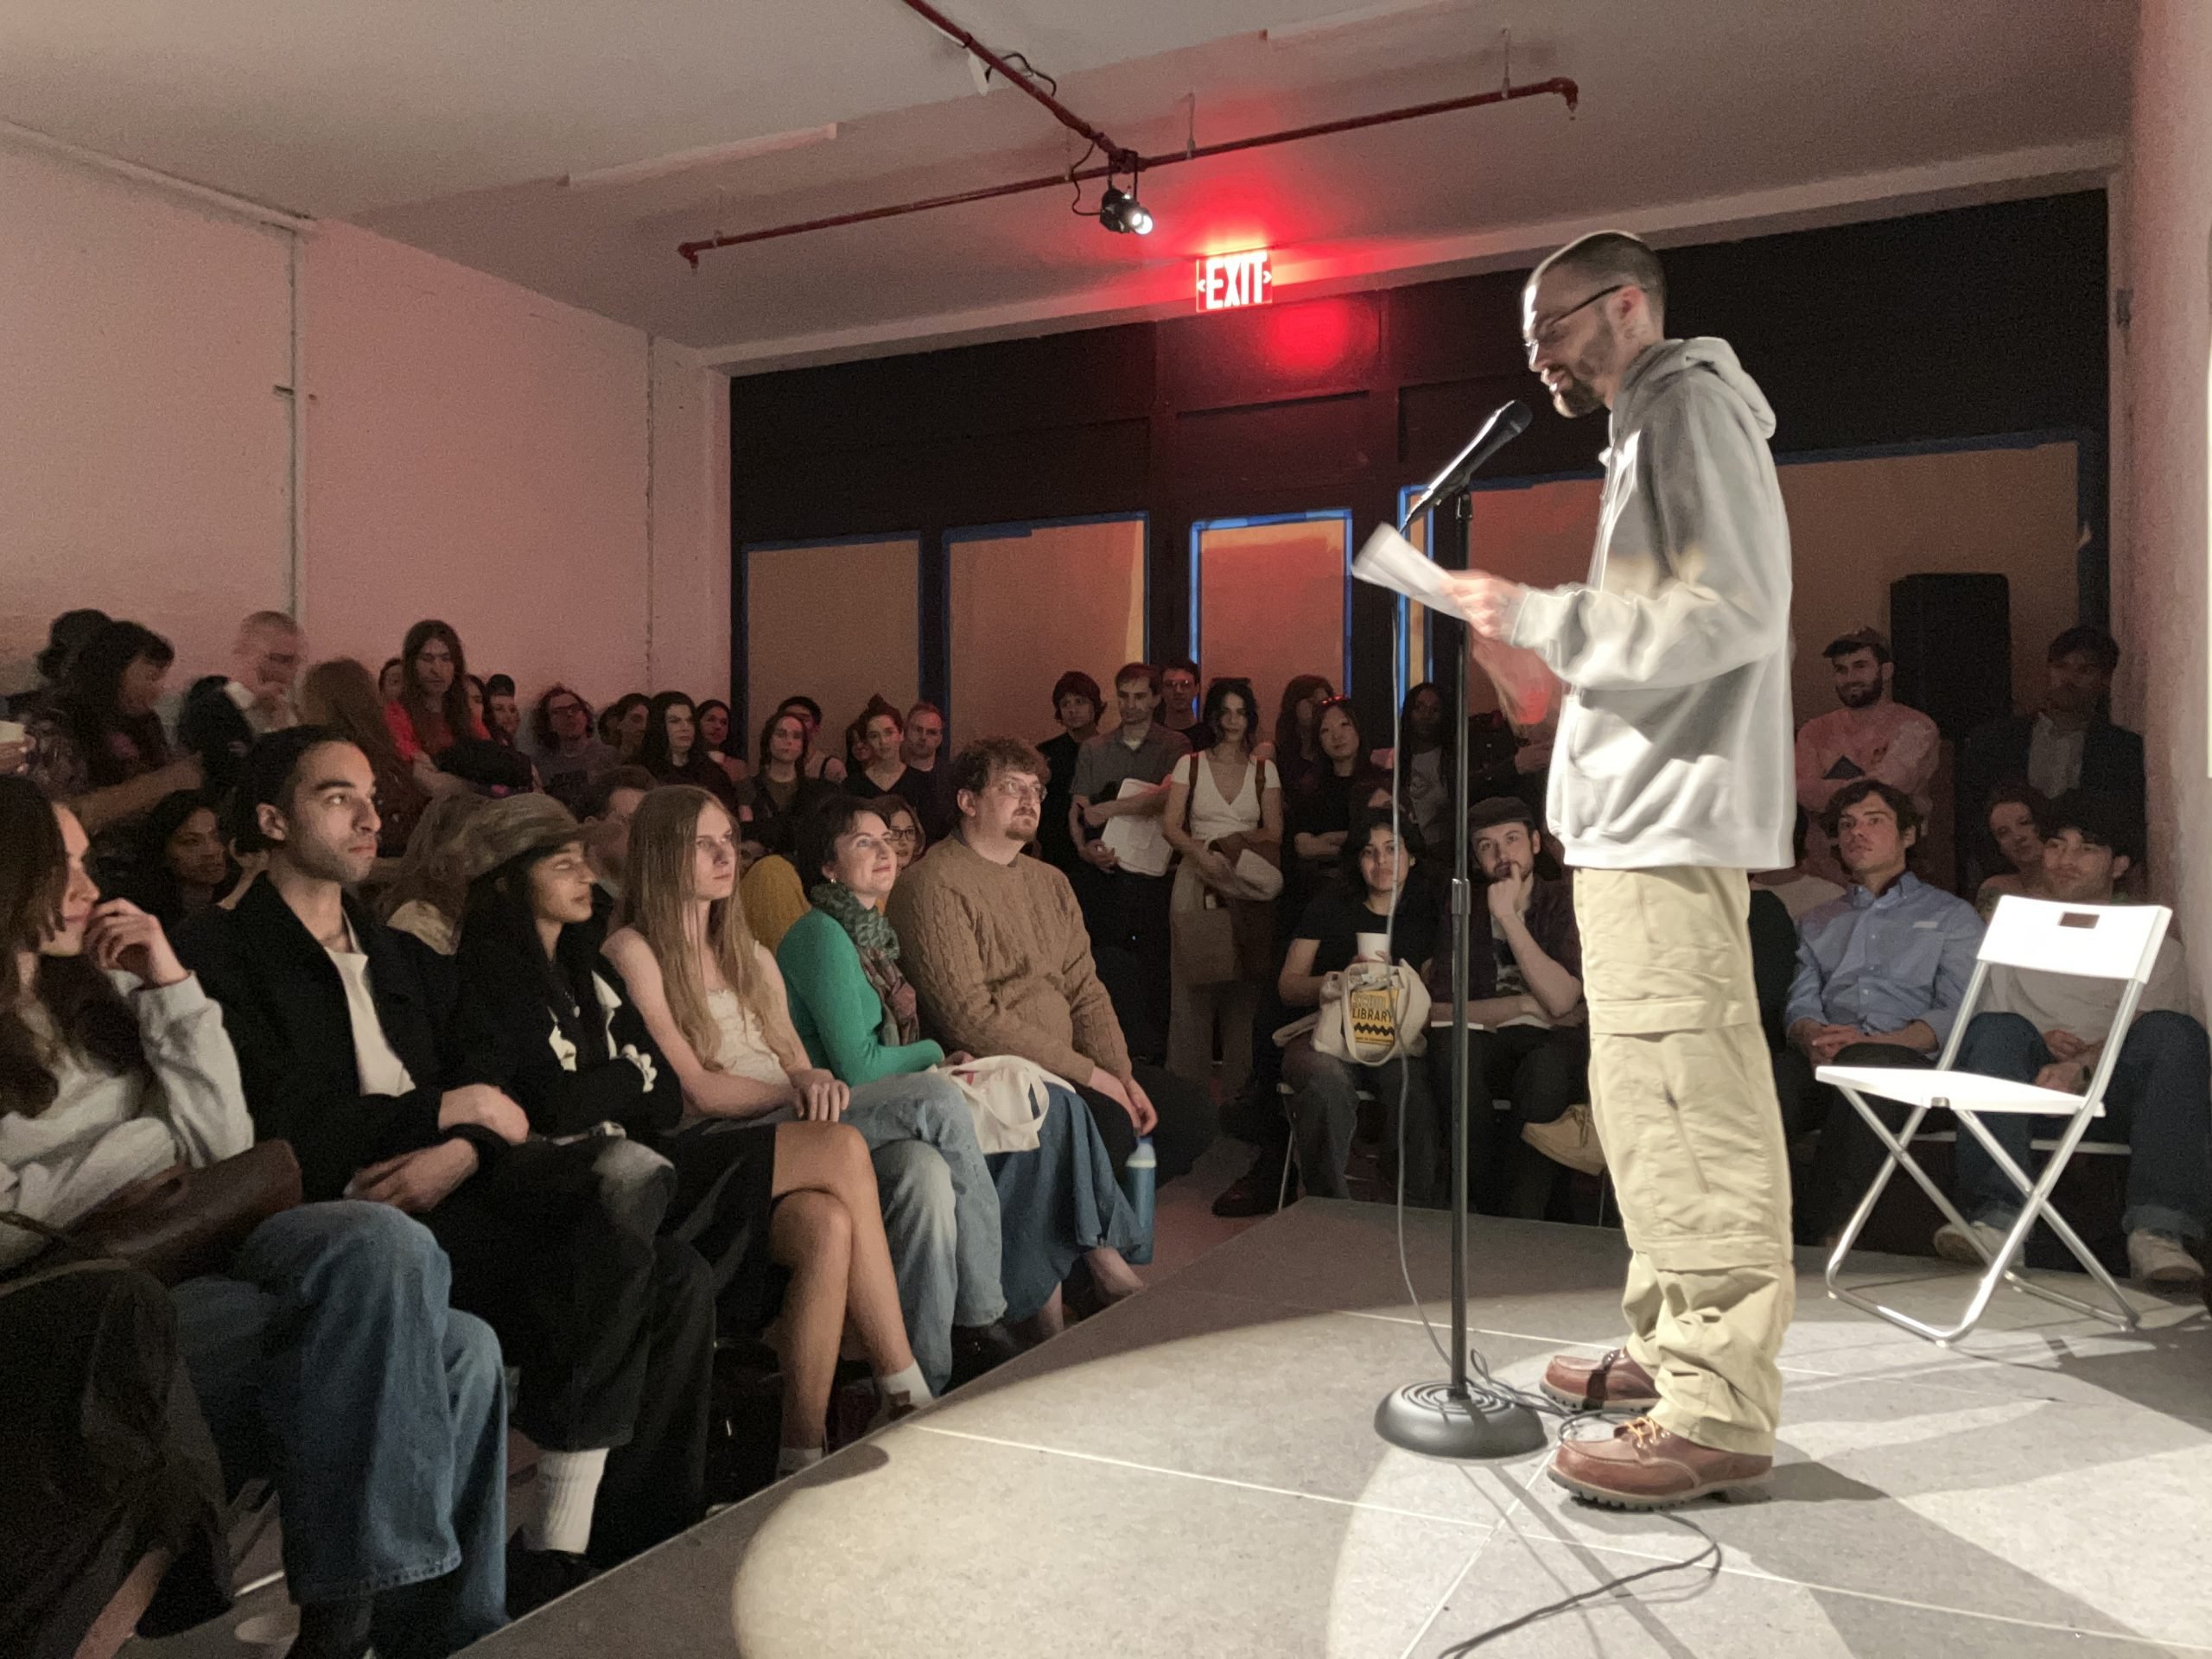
[{"x1": 3, "y1": 0, "x2": 2131, "y2": 370}]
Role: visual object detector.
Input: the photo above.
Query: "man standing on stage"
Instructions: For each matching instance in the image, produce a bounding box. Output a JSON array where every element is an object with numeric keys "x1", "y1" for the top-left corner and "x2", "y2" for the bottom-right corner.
[{"x1": 1446, "y1": 231, "x2": 1796, "y2": 1508}]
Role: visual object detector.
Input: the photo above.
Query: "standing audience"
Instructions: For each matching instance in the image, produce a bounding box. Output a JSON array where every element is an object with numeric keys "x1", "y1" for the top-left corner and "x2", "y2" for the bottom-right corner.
[
  {"x1": 742, "y1": 707, "x2": 837, "y2": 857},
  {"x1": 1037, "y1": 671, "x2": 1101, "y2": 879},
  {"x1": 1160, "y1": 678, "x2": 1281, "y2": 1104},
  {"x1": 1794, "y1": 628, "x2": 1940, "y2": 879},
  {"x1": 1070, "y1": 665, "x2": 1190, "y2": 1061},
  {"x1": 1268, "y1": 673, "x2": 1338, "y2": 798},
  {"x1": 774, "y1": 696, "x2": 848, "y2": 784},
  {"x1": 1160, "y1": 660, "x2": 1212, "y2": 752}
]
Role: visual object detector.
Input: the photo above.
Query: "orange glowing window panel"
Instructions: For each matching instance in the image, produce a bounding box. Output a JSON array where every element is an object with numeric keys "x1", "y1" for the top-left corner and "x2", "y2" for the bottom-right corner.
[{"x1": 1196, "y1": 250, "x2": 1274, "y2": 312}]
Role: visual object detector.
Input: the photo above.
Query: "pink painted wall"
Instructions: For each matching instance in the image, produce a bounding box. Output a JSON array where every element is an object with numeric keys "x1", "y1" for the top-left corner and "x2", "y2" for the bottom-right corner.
[
  {"x1": 2116, "y1": 0, "x2": 2212, "y2": 991},
  {"x1": 0, "y1": 143, "x2": 728, "y2": 721}
]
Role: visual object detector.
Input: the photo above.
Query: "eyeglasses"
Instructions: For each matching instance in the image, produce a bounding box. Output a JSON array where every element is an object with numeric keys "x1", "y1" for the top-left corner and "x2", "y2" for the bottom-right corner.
[
  {"x1": 1522, "y1": 283, "x2": 1626, "y2": 362},
  {"x1": 881, "y1": 824, "x2": 919, "y2": 843},
  {"x1": 987, "y1": 778, "x2": 1046, "y2": 804}
]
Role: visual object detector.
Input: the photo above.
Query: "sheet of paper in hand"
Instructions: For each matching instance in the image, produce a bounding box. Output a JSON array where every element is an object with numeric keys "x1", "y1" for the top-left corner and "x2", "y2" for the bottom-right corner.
[{"x1": 1100, "y1": 778, "x2": 1173, "y2": 876}]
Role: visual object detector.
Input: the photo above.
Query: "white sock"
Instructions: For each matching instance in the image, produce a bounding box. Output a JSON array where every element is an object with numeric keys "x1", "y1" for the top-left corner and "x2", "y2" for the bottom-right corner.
[
  {"x1": 777, "y1": 1444, "x2": 824, "y2": 1477},
  {"x1": 876, "y1": 1362, "x2": 932, "y2": 1408},
  {"x1": 523, "y1": 1447, "x2": 608, "y2": 1555}
]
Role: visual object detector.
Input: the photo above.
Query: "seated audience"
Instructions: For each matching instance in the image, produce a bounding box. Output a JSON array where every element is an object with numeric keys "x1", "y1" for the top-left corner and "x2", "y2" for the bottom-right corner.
[
  {"x1": 696, "y1": 699, "x2": 746, "y2": 785},
  {"x1": 1161, "y1": 678, "x2": 1281, "y2": 1103},
  {"x1": 774, "y1": 695, "x2": 848, "y2": 783},
  {"x1": 742, "y1": 707, "x2": 837, "y2": 857},
  {"x1": 843, "y1": 715, "x2": 870, "y2": 774},
  {"x1": 175, "y1": 729, "x2": 715, "y2": 1589},
  {"x1": 739, "y1": 851, "x2": 810, "y2": 954},
  {"x1": 1787, "y1": 779, "x2": 1985, "y2": 1242},
  {"x1": 230, "y1": 610, "x2": 304, "y2": 732},
  {"x1": 1392, "y1": 681, "x2": 1451, "y2": 854},
  {"x1": 1268, "y1": 672, "x2": 1338, "y2": 798},
  {"x1": 530, "y1": 684, "x2": 620, "y2": 807},
  {"x1": 1160, "y1": 659, "x2": 1213, "y2": 752},
  {"x1": 598, "y1": 692, "x2": 652, "y2": 762},
  {"x1": 463, "y1": 675, "x2": 487, "y2": 735},
  {"x1": 878, "y1": 792, "x2": 927, "y2": 874},
  {"x1": 1751, "y1": 807, "x2": 1847, "y2": 922},
  {"x1": 482, "y1": 674, "x2": 522, "y2": 747},
  {"x1": 636, "y1": 690, "x2": 741, "y2": 813},
  {"x1": 1449, "y1": 798, "x2": 1594, "y2": 1205},
  {"x1": 578, "y1": 765, "x2": 653, "y2": 939},
  {"x1": 381, "y1": 791, "x2": 496, "y2": 956},
  {"x1": 118, "y1": 791, "x2": 237, "y2": 929},
  {"x1": 1794, "y1": 628, "x2": 1940, "y2": 880},
  {"x1": 1939, "y1": 791, "x2": 2209, "y2": 1289},
  {"x1": 1280, "y1": 815, "x2": 1440, "y2": 1204},
  {"x1": 1037, "y1": 671, "x2": 1101, "y2": 878},
  {"x1": 1961, "y1": 626, "x2": 2145, "y2": 887},
  {"x1": 299, "y1": 657, "x2": 438, "y2": 860},
  {"x1": 378, "y1": 657, "x2": 405, "y2": 703},
  {"x1": 27, "y1": 620, "x2": 203, "y2": 871},
  {"x1": 385, "y1": 621, "x2": 489, "y2": 764},
  {"x1": 1974, "y1": 782, "x2": 2053, "y2": 920},
  {"x1": 9, "y1": 606, "x2": 110, "y2": 719},
  {"x1": 1070, "y1": 664, "x2": 1191, "y2": 1061},
  {"x1": 889, "y1": 737, "x2": 1218, "y2": 1185},
  {"x1": 0, "y1": 778, "x2": 506, "y2": 1659},
  {"x1": 604, "y1": 787, "x2": 989, "y2": 1398},
  {"x1": 781, "y1": 798, "x2": 1143, "y2": 1338},
  {"x1": 449, "y1": 795, "x2": 928, "y2": 1471}
]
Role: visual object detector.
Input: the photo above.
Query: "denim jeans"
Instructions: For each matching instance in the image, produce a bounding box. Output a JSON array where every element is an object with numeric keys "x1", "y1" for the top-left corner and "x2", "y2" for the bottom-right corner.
[
  {"x1": 1284, "y1": 1034, "x2": 1432, "y2": 1202},
  {"x1": 842, "y1": 1071, "x2": 1007, "y2": 1392},
  {"x1": 1953, "y1": 1010, "x2": 2212, "y2": 1243},
  {"x1": 169, "y1": 1202, "x2": 506, "y2": 1659}
]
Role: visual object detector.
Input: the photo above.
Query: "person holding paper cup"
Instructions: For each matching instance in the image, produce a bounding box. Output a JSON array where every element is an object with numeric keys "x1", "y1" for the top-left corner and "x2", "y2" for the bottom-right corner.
[{"x1": 1441, "y1": 231, "x2": 1796, "y2": 1510}]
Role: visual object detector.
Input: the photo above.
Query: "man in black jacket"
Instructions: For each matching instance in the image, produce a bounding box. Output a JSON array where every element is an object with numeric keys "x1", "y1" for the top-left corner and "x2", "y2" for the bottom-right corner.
[
  {"x1": 1959, "y1": 626, "x2": 2145, "y2": 887},
  {"x1": 176, "y1": 729, "x2": 714, "y2": 1599}
]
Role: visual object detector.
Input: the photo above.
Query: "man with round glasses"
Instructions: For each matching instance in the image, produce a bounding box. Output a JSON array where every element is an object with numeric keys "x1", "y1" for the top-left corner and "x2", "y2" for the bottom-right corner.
[{"x1": 1446, "y1": 230, "x2": 1797, "y2": 1510}]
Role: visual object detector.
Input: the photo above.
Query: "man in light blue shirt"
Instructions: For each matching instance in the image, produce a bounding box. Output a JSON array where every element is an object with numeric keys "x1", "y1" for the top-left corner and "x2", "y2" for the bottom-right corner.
[{"x1": 1785, "y1": 780, "x2": 1984, "y2": 1241}]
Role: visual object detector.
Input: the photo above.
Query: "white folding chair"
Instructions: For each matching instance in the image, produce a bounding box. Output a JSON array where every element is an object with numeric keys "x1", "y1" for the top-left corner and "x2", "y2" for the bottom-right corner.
[{"x1": 1820, "y1": 894, "x2": 2171, "y2": 1344}]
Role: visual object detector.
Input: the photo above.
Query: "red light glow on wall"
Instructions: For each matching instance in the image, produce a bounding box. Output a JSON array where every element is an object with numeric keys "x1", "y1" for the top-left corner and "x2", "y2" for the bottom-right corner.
[{"x1": 1196, "y1": 250, "x2": 1274, "y2": 313}]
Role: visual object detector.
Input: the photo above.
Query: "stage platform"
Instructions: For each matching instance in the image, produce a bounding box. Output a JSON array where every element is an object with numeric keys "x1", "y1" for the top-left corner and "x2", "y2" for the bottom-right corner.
[{"x1": 449, "y1": 1198, "x2": 2210, "y2": 1659}]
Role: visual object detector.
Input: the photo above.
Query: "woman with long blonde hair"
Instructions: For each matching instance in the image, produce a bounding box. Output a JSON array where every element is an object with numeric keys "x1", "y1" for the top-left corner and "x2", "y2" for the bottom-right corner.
[{"x1": 601, "y1": 787, "x2": 942, "y2": 1473}]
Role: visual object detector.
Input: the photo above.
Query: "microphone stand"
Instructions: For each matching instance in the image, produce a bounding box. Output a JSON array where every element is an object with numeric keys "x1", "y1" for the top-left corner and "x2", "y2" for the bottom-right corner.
[{"x1": 1372, "y1": 489, "x2": 1545, "y2": 1462}]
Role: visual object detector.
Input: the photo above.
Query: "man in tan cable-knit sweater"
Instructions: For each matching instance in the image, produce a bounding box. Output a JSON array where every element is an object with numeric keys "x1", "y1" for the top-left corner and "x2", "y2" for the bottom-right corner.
[{"x1": 887, "y1": 736, "x2": 1217, "y2": 1185}]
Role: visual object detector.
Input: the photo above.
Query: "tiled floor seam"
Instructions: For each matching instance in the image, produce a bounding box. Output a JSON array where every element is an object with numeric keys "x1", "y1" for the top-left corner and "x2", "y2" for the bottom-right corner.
[
  {"x1": 906, "y1": 1421, "x2": 1516, "y2": 1534},
  {"x1": 1499, "y1": 1528, "x2": 2212, "y2": 1653}
]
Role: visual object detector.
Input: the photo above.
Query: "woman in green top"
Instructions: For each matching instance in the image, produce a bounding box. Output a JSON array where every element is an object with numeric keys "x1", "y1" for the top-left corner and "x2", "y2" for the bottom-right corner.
[{"x1": 779, "y1": 798, "x2": 1145, "y2": 1332}]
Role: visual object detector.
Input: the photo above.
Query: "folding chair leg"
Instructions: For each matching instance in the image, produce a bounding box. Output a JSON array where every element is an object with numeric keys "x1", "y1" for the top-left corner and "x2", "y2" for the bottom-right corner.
[
  {"x1": 1827, "y1": 1085, "x2": 2139, "y2": 1344},
  {"x1": 1278, "y1": 1090, "x2": 1298, "y2": 1213}
]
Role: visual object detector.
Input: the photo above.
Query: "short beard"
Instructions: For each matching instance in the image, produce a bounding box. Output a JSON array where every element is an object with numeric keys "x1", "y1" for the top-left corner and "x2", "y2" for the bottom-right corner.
[
  {"x1": 1836, "y1": 683, "x2": 1883, "y2": 709},
  {"x1": 1549, "y1": 375, "x2": 1605, "y2": 418}
]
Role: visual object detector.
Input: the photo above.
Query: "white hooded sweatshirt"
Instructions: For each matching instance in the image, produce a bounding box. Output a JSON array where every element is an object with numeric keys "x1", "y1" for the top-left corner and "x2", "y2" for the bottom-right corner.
[{"x1": 1507, "y1": 337, "x2": 1795, "y2": 872}]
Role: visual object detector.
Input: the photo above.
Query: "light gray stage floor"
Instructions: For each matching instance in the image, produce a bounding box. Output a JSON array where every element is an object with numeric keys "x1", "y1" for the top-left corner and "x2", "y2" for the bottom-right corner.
[{"x1": 448, "y1": 1198, "x2": 2212, "y2": 1659}]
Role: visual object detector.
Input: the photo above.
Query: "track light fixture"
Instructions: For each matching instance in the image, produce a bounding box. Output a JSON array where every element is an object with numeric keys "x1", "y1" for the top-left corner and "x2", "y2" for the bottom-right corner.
[{"x1": 1097, "y1": 182, "x2": 1153, "y2": 236}]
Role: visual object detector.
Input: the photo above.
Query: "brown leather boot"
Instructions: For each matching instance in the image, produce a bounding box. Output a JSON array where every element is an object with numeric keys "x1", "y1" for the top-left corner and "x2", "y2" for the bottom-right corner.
[
  {"x1": 1540, "y1": 1346, "x2": 1660, "y2": 1411},
  {"x1": 1548, "y1": 1416, "x2": 1771, "y2": 1509}
]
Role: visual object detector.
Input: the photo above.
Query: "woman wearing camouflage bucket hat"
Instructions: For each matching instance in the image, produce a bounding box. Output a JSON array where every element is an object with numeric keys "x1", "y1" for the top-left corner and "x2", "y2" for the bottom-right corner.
[{"x1": 448, "y1": 791, "x2": 927, "y2": 1486}]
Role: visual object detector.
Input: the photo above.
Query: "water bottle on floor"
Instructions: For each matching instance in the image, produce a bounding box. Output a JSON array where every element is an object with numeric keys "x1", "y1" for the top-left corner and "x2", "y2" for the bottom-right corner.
[{"x1": 1122, "y1": 1136, "x2": 1156, "y2": 1266}]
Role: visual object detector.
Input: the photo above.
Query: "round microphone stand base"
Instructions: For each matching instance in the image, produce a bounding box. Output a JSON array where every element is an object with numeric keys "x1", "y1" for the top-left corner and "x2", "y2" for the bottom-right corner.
[{"x1": 1375, "y1": 1382, "x2": 1547, "y2": 1460}]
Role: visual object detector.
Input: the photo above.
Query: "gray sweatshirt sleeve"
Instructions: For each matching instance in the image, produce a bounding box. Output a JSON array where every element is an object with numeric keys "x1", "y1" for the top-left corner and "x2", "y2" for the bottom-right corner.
[
  {"x1": 1510, "y1": 378, "x2": 1790, "y2": 692},
  {"x1": 137, "y1": 974, "x2": 256, "y2": 1169},
  {"x1": 0, "y1": 976, "x2": 254, "y2": 1269}
]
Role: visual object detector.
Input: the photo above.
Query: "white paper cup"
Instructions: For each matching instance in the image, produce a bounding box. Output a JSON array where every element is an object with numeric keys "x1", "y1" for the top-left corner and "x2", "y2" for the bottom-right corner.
[{"x1": 1354, "y1": 931, "x2": 1389, "y2": 963}]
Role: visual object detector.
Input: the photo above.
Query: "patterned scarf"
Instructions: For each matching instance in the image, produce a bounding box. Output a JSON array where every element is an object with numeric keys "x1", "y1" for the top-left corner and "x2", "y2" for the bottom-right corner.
[{"x1": 809, "y1": 880, "x2": 919, "y2": 1046}]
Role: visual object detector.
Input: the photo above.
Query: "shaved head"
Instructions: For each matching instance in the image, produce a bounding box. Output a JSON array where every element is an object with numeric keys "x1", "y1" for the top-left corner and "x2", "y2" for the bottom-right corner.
[{"x1": 1529, "y1": 231, "x2": 1667, "y2": 327}]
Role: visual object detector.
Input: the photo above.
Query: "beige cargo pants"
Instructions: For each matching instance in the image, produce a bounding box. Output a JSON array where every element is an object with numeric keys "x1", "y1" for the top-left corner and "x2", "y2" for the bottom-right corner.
[{"x1": 1573, "y1": 866, "x2": 1794, "y2": 1457}]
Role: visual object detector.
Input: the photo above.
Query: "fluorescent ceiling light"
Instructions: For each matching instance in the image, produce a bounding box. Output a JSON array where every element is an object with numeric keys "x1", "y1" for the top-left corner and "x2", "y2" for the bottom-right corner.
[{"x1": 562, "y1": 124, "x2": 838, "y2": 189}]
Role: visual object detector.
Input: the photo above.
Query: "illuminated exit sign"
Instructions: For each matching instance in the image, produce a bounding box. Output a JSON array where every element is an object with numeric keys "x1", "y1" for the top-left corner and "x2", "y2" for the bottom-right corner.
[{"x1": 1196, "y1": 250, "x2": 1274, "y2": 312}]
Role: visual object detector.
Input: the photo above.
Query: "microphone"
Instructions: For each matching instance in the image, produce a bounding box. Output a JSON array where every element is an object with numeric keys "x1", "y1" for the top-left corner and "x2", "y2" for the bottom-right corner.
[{"x1": 1402, "y1": 401, "x2": 1532, "y2": 524}]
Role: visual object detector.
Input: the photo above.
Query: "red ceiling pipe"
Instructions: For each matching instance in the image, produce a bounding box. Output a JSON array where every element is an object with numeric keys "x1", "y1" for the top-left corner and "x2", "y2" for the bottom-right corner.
[
  {"x1": 895, "y1": 0, "x2": 1139, "y2": 169},
  {"x1": 678, "y1": 75, "x2": 1577, "y2": 264}
]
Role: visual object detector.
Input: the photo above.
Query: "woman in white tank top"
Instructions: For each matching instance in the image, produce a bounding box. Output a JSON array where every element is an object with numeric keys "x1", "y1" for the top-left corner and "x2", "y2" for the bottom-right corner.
[{"x1": 1161, "y1": 678, "x2": 1282, "y2": 1102}]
